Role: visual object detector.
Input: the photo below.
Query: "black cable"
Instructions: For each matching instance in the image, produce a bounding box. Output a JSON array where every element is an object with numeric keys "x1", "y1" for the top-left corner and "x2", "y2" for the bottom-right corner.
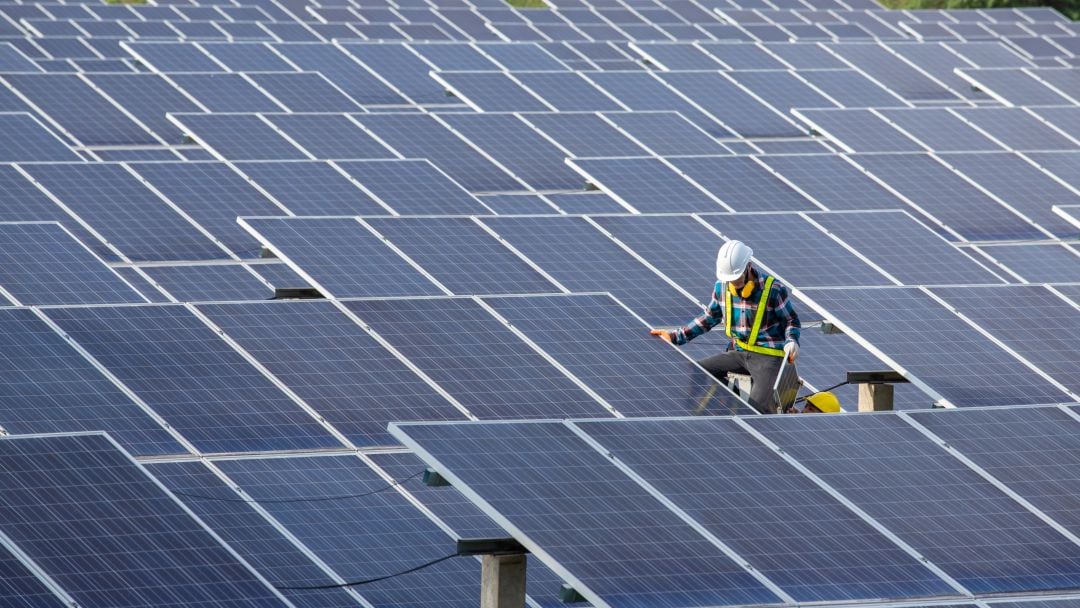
[
  {"x1": 172, "y1": 470, "x2": 425, "y2": 504},
  {"x1": 275, "y1": 554, "x2": 460, "y2": 590}
]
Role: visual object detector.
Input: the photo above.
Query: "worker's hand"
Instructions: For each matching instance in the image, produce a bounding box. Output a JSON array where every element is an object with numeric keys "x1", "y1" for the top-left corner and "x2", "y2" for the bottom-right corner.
[
  {"x1": 784, "y1": 341, "x2": 799, "y2": 363},
  {"x1": 649, "y1": 328, "x2": 674, "y2": 343}
]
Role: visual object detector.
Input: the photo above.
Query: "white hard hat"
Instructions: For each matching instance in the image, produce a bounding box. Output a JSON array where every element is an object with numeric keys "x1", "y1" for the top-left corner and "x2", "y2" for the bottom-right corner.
[{"x1": 716, "y1": 240, "x2": 753, "y2": 282}]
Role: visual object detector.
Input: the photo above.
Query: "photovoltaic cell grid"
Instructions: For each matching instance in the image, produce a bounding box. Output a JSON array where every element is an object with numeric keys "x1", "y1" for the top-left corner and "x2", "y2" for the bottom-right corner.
[
  {"x1": 975, "y1": 243, "x2": 1080, "y2": 282},
  {"x1": 0, "y1": 113, "x2": 81, "y2": 162},
  {"x1": 140, "y1": 264, "x2": 276, "y2": 303},
  {"x1": 234, "y1": 161, "x2": 388, "y2": 216},
  {"x1": 335, "y1": 160, "x2": 492, "y2": 215}
]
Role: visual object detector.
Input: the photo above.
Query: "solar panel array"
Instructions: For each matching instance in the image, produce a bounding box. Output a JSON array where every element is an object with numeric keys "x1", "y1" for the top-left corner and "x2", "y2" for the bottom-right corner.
[{"x1": 0, "y1": 0, "x2": 1079, "y2": 604}]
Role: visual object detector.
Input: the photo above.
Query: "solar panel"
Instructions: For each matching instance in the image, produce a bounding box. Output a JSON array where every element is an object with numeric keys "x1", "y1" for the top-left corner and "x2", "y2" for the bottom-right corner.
[
  {"x1": 672, "y1": 156, "x2": 819, "y2": 212},
  {"x1": 197, "y1": 300, "x2": 466, "y2": 445},
  {"x1": 365, "y1": 217, "x2": 560, "y2": 295},
  {"x1": 1026, "y1": 152, "x2": 1080, "y2": 190},
  {"x1": 751, "y1": 412, "x2": 1080, "y2": 593},
  {"x1": 214, "y1": 454, "x2": 483, "y2": 608},
  {"x1": 475, "y1": 193, "x2": 559, "y2": 214},
  {"x1": 112, "y1": 267, "x2": 171, "y2": 303},
  {"x1": 755, "y1": 154, "x2": 904, "y2": 210},
  {"x1": 234, "y1": 160, "x2": 387, "y2": 216},
  {"x1": 333, "y1": 159, "x2": 490, "y2": 215},
  {"x1": 141, "y1": 264, "x2": 276, "y2": 302},
  {"x1": 590, "y1": 214, "x2": 719, "y2": 296},
  {"x1": 763, "y1": 42, "x2": 848, "y2": 68},
  {"x1": 729, "y1": 69, "x2": 840, "y2": 113},
  {"x1": 0, "y1": 434, "x2": 289, "y2": 607},
  {"x1": 272, "y1": 43, "x2": 409, "y2": 105},
  {"x1": 602, "y1": 111, "x2": 729, "y2": 156},
  {"x1": 514, "y1": 71, "x2": 626, "y2": 111},
  {"x1": 698, "y1": 42, "x2": 788, "y2": 68},
  {"x1": 824, "y1": 42, "x2": 960, "y2": 101},
  {"x1": 437, "y1": 112, "x2": 583, "y2": 190},
  {"x1": 146, "y1": 460, "x2": 366, "y2": 608},
  {"x1": 794, "y1": 68, "x2": 908, "y2": 108},
  {"x1": 795, "y1": 109, "x2": 923, "y2": 153},
  {"x1": 0, "y1": 113, "x2": 80, "y2": 161},
  {"x1": 584, "y1": 71, "x2": 735, "y2": 137},
  {"x1": 408, "y1": 43, "x2": 501, "y2": 70},
  {"x1": 489, "y1": 293, "x2": 749, "y2": 415},
  {"x1": 480, "y1": 216, "x2": 702, "y2": 325},
  {"x1": 245, "y1": 73, "x2": 365, "y2": 113},
  {"x1": 94, "y1": 149, "x2": 184, "y2": 162},
  {"x1": 945, "y1": 41, "x2": 1034, "y2": 67},
  {"x1": 340, "y1": 42, "x2": 453, "y2": 105},
  {"x1": 85, "y1": 74, "x2": 202, "y2": 144},
  {"x1": 3, "y1": 73, "x2": 159, "y2": 145},
  {"x1": 575, "y1": 417, "x2": 959, "y2": 601},
  {"x1": 476, "y1": 42, "x2": 570, "y2": 70},
  {"x1": 356, "y1": 113, "x2": 522, "y2": 192},
  {"x1": 45, "y1": 304, "x2": 346, "y2": 453},
  {"x1": 1026, "y1": 71, "x2": 1080, "y2": 105},
  {"x1": 0, "y1": 222, "x2": 146, "y2": 305},
  {"x1": 1032, "y1": 106, "x2": 1080, "y2": 140},
  {"x1": 122, "y1": 41, "x2": 226, "y2": 72},
  {"x1": 887, "y1": 43, "x2": 988, "y2": 100},
  {"x1": 0, "y1": 543, "x2": 63, "y2": 606},
  {"x1": 541, "y1": 192, "x2": 625, "y2": 213},
  {"x1": 24, "y1": 162, "x2": 232, "y2": 262},
  {"x1": 568, "y1": 157, "x2": 725, "y2": 213},
  {"x1": 128, "y1": 161, "x2": 287, "y2": 258},
  {"x1": 930, "y1": 285, "x2": 1080, "y2": 394},
  {"x1": 800, "y1": 287, "x2": 1072, "y2": 406},
  {"x1": 958, "y1": 67, "x2": 1072, "y2": 105},
  {"x1": 392, "y1": 420, "x2": 782, "y2": 608},
  {"x1": 850, "y1": 153, "x2": 1049, "y2": 241},
  {"x1": 200, "y1": 41, "x2": 294, "y2": 71},
  {"x1": 522, "y1": 112, "x2": 647, "y2": 157},
  {"x1": 659, "y1": 72, "x2": 804, "y2": 137},
  {"x1": 167, "y1": 74, "x2": 283, "y2": 112},
  {"x1": 248, "y1": 262, "x2": 311, "y2": 291},
  {"x1": 940, "y1": 152, "x2": 1079, "y2": 238},
  {"x1": 974, "y1": 243, "x2": 1080, "y2": 282},
  {"x1": 810, "y1": 210, "x2": 1007, "y2": 285},
  {"x1": 702, "y1": 213, "x2": 894, "y2": 287},
  {"x1": 952, "y1": 107, "x2": 1079, "y2": 152},
  {"x1": 875, "y1": 108, "x2": 1003, "y2": 152},
  {"x1": 171, "y1": 114, "x2": 309, "y2": 161},
  {"x1": 259, "y1": 113, "x2": 395, "y2": 160},
  {"x1": 435, "y1": 72, "x2": 551, "y2": 113}
]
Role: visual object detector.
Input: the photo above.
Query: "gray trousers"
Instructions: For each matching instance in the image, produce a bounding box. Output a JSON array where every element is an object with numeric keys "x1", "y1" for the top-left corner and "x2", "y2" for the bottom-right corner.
[{"x1": 698, "y1": 350, "x2": 784, "y2": 415}]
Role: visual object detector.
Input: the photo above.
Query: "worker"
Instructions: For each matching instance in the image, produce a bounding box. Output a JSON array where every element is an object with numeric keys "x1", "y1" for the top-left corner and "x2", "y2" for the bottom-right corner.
[{"x1": 651, "y1": 240, "x2": 801, "y2": 414}]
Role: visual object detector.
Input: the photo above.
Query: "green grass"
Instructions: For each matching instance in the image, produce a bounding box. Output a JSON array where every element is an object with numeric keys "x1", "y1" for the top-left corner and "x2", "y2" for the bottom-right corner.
[
  {"x1": 505, "y1": 0, "x2": 550, "y2": 8},
  {"x1": 878, "y1": 0, "x2": 1078, "y2": 19}
]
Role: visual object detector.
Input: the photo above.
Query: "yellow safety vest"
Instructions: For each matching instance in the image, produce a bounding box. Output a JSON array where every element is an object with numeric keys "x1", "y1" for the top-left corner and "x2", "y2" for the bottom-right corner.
[{"x1": 725, "y1": 275, "x2": 784, "y2": 357}]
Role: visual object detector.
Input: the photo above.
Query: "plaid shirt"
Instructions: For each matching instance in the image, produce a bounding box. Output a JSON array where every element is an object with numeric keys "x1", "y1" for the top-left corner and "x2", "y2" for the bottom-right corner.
[{"x1": 673, "y1": 270, "x2": 801, "y2": 349}]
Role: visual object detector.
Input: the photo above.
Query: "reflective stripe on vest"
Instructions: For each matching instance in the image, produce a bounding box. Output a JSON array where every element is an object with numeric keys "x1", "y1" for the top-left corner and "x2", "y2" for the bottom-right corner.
[{"x1": 725, "y1": 275, "x2": 785, "y2": 357}]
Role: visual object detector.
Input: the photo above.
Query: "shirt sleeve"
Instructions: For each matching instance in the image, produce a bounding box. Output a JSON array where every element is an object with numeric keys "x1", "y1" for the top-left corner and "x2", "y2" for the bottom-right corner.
[
  {"x1": 773, "y1": 282, "x2": 801, "y2": 345},
  {"x1": 672, "y1": 283, "x2": 724, "y2": 345}
]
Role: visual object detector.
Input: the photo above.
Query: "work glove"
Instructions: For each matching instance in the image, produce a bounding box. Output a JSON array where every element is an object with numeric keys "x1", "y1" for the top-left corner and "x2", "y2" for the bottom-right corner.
[
  {"x1": 649, "y1": 329, "x2": 674, "y2": 343},
  {"x1": 783, "y1": 341, "x2": 799, "y2": 363}
]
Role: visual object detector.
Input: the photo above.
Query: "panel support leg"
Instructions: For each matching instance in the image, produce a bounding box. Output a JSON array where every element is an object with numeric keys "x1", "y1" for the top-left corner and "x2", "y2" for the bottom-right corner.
[
  {"x1": 857, "y1": 383, "x2": 894, "y2": 412},
  {"x1": 481, "y1": 553, "x2": 526, "y2": 608}
]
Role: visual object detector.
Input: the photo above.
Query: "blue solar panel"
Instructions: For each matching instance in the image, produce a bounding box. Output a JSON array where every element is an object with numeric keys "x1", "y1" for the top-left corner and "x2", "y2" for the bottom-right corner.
[
  {"x1": 3, "y1": 74, "x2": 159, "y2": 145},
  {"x1": 958, "y1": 67, "x2": 1071, "y2": 105},
  {"x1": 699, "y1": 43, "x2": 788, "y2": 69},
  {"x1": 0, "y1": 433, "x2": 289, "y2": 607},
  {"x1": 729, "y1": 70, "x2": 840, "y2": 113},
  {"x1": 335, "y1": 159, "x2": 491, "y2": 215},
  {"x1": 750, "y1": 412, "x2": 1080, "y2": 594},
  {"x1": 167, "y1": 74, "x2": 283, "y2": 112},
  {"x1": 436, "y1": 72, "x2": 551, "y2": 111},
  {"x1": 628, "y1": 42, "x2": 725, "y2": 69},
  {"x1": 797, "y1": 68, "x2": 910, "y2": 107},
  {"x1": 214, "y1": 455, "x2": 482, "y2": 608},
  {"x1": 592, "y1": 214, "x2": 719, "y2": 295},
  {"x1": 673, "y1": 156, "x2": 819, "y2": 212},
  {"x1": 888, "y1": 43, "x2": 988, "y2": 100},
  {"x1": 659, "y1": 72, "x2": 804, "y2": 137},
  {"x1": 975, "y1": 243, "x2": 1080, "y2": 282},
  {"x1": 438, "y1": 113, "x2": 583, "y2": 190},
  {"x1": 476, "y1": 42, "x2": 569, "y2": 70},
  {"x1": 801, "y1": 287, "x2": 1072, "y2": 406},
  {"x1": 953, "y1": 107, "x2": 1079, "y2": 151},
  {"x1": 825, "y1": 42, "x2": 959, "y2": 101},
  {"x1": 240, "y1": 217, "x2": 439, "y2": 298},
  {"x1": 585, "y1": 71, "x2": 735, "y2": 137},
  {"x1": 201, "y1": 41, "x2": 294, "y2": 71},
  {"x1": 365, "y1": 217, "x2": 560, "y2": 295},
  {"x1": 514, "y1": 71, "x2": 626, "y2": 111},
  {"x1": 542, "y1": 192, "x2": 627, "y2": 213},
  {"x1": 170, "y1": 114, "x2": 309, "y2": 161},
  {"x1": 197, "y1": 300, "x2": 466, "y2": 445},
  {"x1": 875, "y1": 108, "x2": 1003, "y2": 152},
  {"x1": 248, "y1": 262, "x2": 311, "y2": 291},
  {"x1": 122, "y1": 41, "x2": 227, "y2": 72},
  {"x1": 931, "y1": 285, "x2": 1080, "y2": 394},
  {"x1": 569, "y1": 157, "x2": 724, "y2": 213},
  {"x1": 0, "y1": 222, "x2": 145, "y2": 305},
  {"x1": 247, "y1": 72, "x2": 365, "y2": 112},
  {"x1": 701, "y1": 213, "x2": 893, "y2": 287},
  {"x1": 484, "y1": 293, "x2": 749, "y2": 416},
  {"x1": 45, "y1": 305, "x2": 343, "y2": 454},
  {"x1": 345, "y1": 297, "x2": 612, "y2": 419},
  {"x1": 0, "y1": 113, "x2": 80, "y2": 162},
  {"x1": 811, "y1": 210, "x2": 1007, "y2": 285},
  {"x1": 112, "y1": 267, "x2": 171, "y2": 303},
  {"x1": 1026, "y1": 152, "x2": 1080, "y2": 191},
  {"x1": 408, "y1": 43, "x2": 501, "y2": 70},
  {"x1": 260, "y1": 113, "x2": 397, "y2": 160},
  {"x1": 340, "y1": 42, "x2": 453, "y2": 105},
  {"x1": 756, "y1": 154, "x2": 904, "y2": 210},
  {"x1": 393, "y1": 420, "x2": 782, "y2": 608},
  {"x1": 129, "y1": 161, "x2": 287, "y2": 259},
  {"x1": 1033, "y1": 106, "x2": 1080, "y2": 141},
  {"x1": 795, "y1": 109, "x2": 922, "y2": 153},
  {"x1": 851, "y1": 153, "x2": 1048, "y2": 241},
  {"x1": 234, "y1": 161, "x2": 387, "y2": 216},
  {"x1": 475, "y1": 193, "x2": 558, "y2": 214},
  {"x1": 481, "y1": 216, "x2": 702, "y2": 325},
  {"x1": 271, "y1": 44, "x2": 409, "y2": 105},
  {"x1": 522, "y1": 112, "x2": 648, "y2": 157},
  {"x1": 25, "y1": 163, "x2": 231, "y2": 262},
  {"x1": 602, "y1": 111, "x2": 729, "y2": 156},
  {"x1": 141, "y1": 264, "x2": 275, "y2": 302},
  {"x1": 146, "y1": 460, "x2": 365, "y2": 608},
  {"x1": 578, "y1": 417, "x2": 958, "y2": 601},
  {"x1": 86, "y1": 74, "x2": 202, "y2": 144},
  {"x1": 0, "y1": 543, "x2": 63, "y2": 606},
  {"x1": 357, "y1": 113, "x2": 521, "y2": 192}
]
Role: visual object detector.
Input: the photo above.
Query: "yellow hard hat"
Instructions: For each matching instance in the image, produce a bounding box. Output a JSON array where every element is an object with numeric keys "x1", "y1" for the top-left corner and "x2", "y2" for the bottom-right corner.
[{"x1": 805, "y1": 391, "x2": 841, "y2": 413}]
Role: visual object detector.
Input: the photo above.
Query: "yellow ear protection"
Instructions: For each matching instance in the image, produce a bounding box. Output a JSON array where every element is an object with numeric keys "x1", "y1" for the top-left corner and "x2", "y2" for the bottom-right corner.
[{"x1": 727, "y1": 276, "x2": 754, "y2": 298}]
